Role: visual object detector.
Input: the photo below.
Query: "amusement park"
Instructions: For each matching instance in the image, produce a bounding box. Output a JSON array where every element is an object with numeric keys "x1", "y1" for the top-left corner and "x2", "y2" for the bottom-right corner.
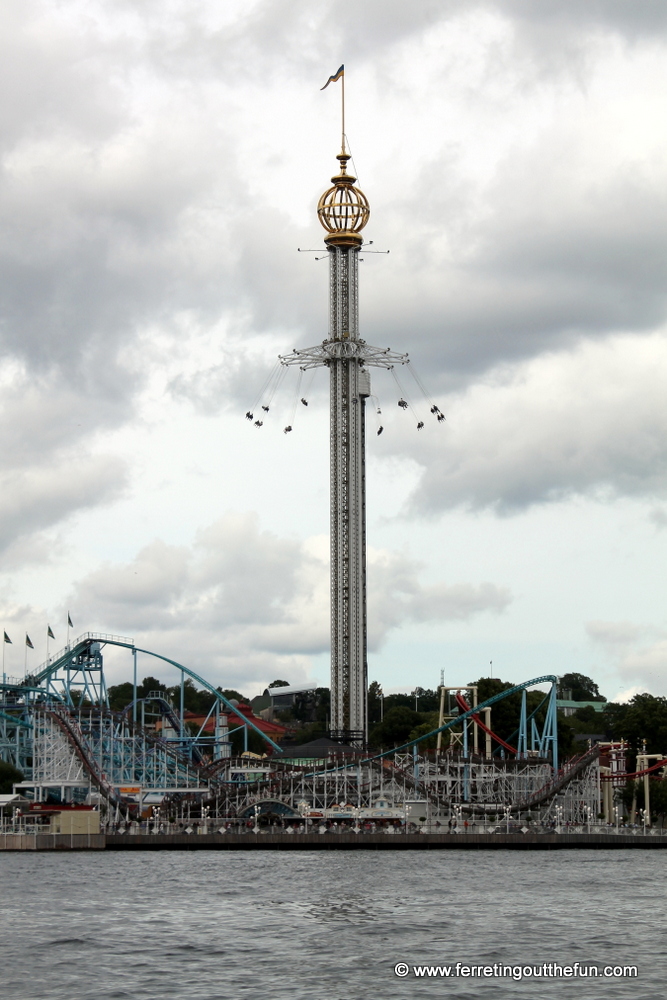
[
  {"x1": 1, "y1": 71, "x2": 665, "y2": 851},
  {"x1": 0, "y1": 628, "x2": 663, "y2": 843}
]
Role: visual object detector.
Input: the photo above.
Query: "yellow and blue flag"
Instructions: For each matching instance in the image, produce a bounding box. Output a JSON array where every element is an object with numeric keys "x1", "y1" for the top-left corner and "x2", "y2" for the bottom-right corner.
[
  {"x1": 25, "y1": 634, "x2": 34, "y2": 649},
  {"x1": 47, "y1": 625, "x2": 55, "y2": 639},
  {"x1": 321, "y1": 65, "x2": 344, "y2": 90}
]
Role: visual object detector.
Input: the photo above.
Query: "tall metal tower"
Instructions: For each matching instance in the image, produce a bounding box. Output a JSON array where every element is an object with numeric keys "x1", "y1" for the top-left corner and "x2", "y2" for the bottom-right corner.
[{"x1": 280, "y1": 124, "x2": 408, "y2": 744}]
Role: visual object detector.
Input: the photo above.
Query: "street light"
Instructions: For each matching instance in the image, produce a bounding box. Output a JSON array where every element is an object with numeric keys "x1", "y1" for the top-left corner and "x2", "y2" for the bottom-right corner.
[
  {"x1": 555, "y1": 805, "x2": 563, "y2": 835},
  {"x1": 504, "y1": 805, "x2": 511, "y2": 834}
]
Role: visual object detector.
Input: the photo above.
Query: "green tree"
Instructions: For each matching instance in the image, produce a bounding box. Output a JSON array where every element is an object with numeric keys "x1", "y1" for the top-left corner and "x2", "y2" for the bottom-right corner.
[
  {"x1": 229, "y1": 725, "x2": 269, "y2": 757},
  {"x1": 573, "y1": 704, "x2": 599, "y2": 724},
  {"x1": 408, "y1": 714, "x2": 441, "y2": 750},
  {"x1": 219, "y1": 688, "x2": 246, "y2": 703},
  {"x1": 649, "y1": 779, "x2": 667, "y2": 824},
  {"x1": 368, "y1": 681, "x2": 383, "y2": 725},
  {"x1": 559, "y1": 672, "x2": 606, "y2": 702},
  {"x1": 383, "y1": 692, "x2": 415, "y2": 713},
  {"x1": 412, "y1": 688, "x2": 440, "y2": 712},
  {"x1": 603, "y1": 694, "x2": 667, "y2": 767},
  {"x1": 0, "y1": 761, "x2": 24, "y2": 794},
  {"x1": 108, "y1": 682, "x2": 135, "y2": 711},
  {"x1": 314, "y1": 687, "x2": 330, "y2": 726},
  {"x1": 369, "y1": 706, "x2": 421, "y2": 748},
  {"x1": 268, "y1": 679, "x2": 290, "y2": 688},
  {"x1": 138, "y1": 676, "x2": 165, "y2": 698}
]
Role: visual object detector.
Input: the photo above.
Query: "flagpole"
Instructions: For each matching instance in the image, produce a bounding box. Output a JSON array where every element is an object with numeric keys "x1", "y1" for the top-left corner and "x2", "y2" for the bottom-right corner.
[
  {"x1": 341, "y1": 70, "x2": 345, "y2": 151},
  {"x1": 67, "y1": 614, "x2": 70, "y2": 649},
  {"x1": 2, "y1": 638, "x2": 5, "y2": 685},
  {"x1": 47, "y1": 628, "x2": 50, "y2": 661}
]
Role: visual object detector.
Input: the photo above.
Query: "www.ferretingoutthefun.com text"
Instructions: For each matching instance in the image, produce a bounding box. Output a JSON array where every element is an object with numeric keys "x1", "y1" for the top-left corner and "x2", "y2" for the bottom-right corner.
[{"x1": 393, "y1": 962, "x2": 638, "y2": 981}]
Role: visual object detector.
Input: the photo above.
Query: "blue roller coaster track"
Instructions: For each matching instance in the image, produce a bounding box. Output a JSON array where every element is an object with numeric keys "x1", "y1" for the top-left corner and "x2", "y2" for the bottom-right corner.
[{"x1": 1, "y1": 634, "x2": 561, "y2": 806}]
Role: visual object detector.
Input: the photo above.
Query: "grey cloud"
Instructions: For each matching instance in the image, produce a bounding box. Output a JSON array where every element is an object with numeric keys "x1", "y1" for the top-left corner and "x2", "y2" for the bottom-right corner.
[
  {"x1": 3, "y1": 0, "x2": 666, "y2": 558},
  {"x1": 392, "y1": 333, "x2": 667, "y2": 514},
  {"x1": 586, "y1": 620, "x2": 646, "y2": 651},
  {"x1": 504, "y1": 1, "x2": 667, "y2": 42},
  {"x1": 131, "y1": 0, "x2": 667, "y2": 84},
  {"x1": 648, "y1": 507, "x2": 667, "y2": 531},
  {"x1": 0, "y1": 453, "x2": 127, "y2": 554},
  {"x1": 68, "y1": 513, "x2": 511, "y2": 687},
  {"x1": 0, "y1": 374, "x2": 128, "y2": 468},
  {"x1": 362, "y1": 153, "x2": 667, "y2": 389}
]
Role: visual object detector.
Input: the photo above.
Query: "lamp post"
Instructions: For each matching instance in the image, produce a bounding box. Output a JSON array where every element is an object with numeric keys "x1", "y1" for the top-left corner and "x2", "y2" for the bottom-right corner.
[{"x1": 555, "y1": 805, "x2": 563, "y2": 835}]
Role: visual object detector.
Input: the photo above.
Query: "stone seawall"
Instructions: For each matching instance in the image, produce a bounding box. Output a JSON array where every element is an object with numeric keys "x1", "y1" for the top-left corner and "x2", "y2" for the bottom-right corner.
[
  {"x1": 0, "y1": 833, "x2": 105, "y2": 850},
  {"x1": 2, "y1": 832, "x2": 666, "y2": 851},
  {"x1": 104, "y1": 832, "x2": 667, "y2": 850}
]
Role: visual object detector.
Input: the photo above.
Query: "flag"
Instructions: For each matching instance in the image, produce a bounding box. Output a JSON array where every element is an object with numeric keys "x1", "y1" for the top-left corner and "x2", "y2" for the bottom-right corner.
[
  {"x1": 67, "y1": 613, "x2": 73, "y2": 628},
  {"x1": 321, "y1": 64, "x2": 344, "y2": 90},
  {"x1": 47, "y1": 625, "x2": 55, "y2": 639},
  {"x1": 3, "y1": 631, "x2": 11, "y2": 644},
  {"x1": 25, "y1": 634, "x2": 34, "y2": 649}
]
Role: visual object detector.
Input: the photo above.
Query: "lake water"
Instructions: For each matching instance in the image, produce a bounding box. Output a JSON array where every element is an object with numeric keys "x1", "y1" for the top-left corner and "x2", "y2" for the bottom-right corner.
[{"x1": 0, "y1": 849, "x2": 663, "y2": 999}]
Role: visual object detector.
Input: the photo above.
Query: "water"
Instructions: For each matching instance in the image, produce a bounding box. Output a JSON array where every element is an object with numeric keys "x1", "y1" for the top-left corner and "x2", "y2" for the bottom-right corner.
[{"x1": 0, "y1": 849, "x2": 663, "y2": 999}]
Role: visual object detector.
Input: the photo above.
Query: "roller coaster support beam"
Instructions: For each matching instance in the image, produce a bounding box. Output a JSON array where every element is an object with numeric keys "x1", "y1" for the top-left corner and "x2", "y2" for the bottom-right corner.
[
  {"x1": 539, "y1": 684, "x2": 558, "y2": 771},
  {"x1": 33, "y1": 635, "x2": 283, "y2": 752},
  {"x1": 518, "y1": 690, "x2": 528, "y2": 758},
  {"x1": 133, "y1": 649, "x2": 137, "y2": 724},
  {"x1": 366, "y1": 675, "x2": 560, "y2": 769},
  {"x1": 483, "y1": 708, "x2": 492, "y2": 758},
  {"x1": 125, "y1": 644, "x2": 283, "y2": 752}
]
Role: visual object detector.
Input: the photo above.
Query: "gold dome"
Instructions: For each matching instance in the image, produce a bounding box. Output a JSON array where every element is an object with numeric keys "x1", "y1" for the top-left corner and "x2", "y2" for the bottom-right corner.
[{"x1": 317, "y1": 151, "x2": 370, "y2": 248}]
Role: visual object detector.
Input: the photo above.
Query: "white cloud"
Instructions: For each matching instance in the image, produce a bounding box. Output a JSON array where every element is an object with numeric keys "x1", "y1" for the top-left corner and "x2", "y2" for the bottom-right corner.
[
  {"x1": 587, "y1": 620, "x2": 667, "y2": 696},
  {"x1": 1, "y1": 1, "x2": 666, "y2": 706},
  {"x1": 611, "y1": 685, "x2": 650, "y2": 705},
  {"x1": 388, "y1": 332, "x2": 667, "y2": 514},
  {"x1": 65, "y1": 512, "x2": 510, "y2": 692}
]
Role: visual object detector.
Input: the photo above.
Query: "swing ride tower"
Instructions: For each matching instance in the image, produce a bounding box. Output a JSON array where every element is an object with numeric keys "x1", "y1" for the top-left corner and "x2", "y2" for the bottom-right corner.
[{"x1": 279, "y1": 89, "x2": 408, "y2": 743}]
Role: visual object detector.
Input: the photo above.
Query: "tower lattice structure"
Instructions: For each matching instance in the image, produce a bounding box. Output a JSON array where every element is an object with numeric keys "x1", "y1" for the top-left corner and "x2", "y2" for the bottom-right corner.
[{"x1": 280, "y1": 146, "x2": 408, "y2": 744}]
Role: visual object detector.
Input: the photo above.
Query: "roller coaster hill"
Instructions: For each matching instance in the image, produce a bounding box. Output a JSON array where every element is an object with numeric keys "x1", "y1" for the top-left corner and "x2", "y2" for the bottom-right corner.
[{"x1": 0, "y1": 633, "x2": 642, "y2": 828}]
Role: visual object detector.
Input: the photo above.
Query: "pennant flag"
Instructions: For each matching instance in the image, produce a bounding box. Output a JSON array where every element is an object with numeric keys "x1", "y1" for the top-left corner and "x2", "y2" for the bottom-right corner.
[
  {"x1": 3, "y1": 631, "x2": 11, "y2": 644},
  {"x1": 67, "y1": 613, "x2": 73, "y2": 628},
  {"x1": 321, "y1": 64, "x2": 344, "y2": 90},
  {"x1": 25, "y1": 634, "x2": 34, "y2": 649},
  {"x1": 47, "y1": 625, "x2": 55, "y2": 639}
]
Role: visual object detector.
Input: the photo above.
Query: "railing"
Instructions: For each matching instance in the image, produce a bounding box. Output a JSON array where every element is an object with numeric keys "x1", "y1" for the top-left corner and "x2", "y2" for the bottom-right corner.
[{"x1": 31, "y1": 632, "x2": 136, "y2": 677}]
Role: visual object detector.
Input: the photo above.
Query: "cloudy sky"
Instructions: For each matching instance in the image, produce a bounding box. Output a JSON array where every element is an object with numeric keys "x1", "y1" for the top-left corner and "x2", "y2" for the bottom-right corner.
[{"x1": 1, "y1": 0, "x2": 666, "y2": 703}]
